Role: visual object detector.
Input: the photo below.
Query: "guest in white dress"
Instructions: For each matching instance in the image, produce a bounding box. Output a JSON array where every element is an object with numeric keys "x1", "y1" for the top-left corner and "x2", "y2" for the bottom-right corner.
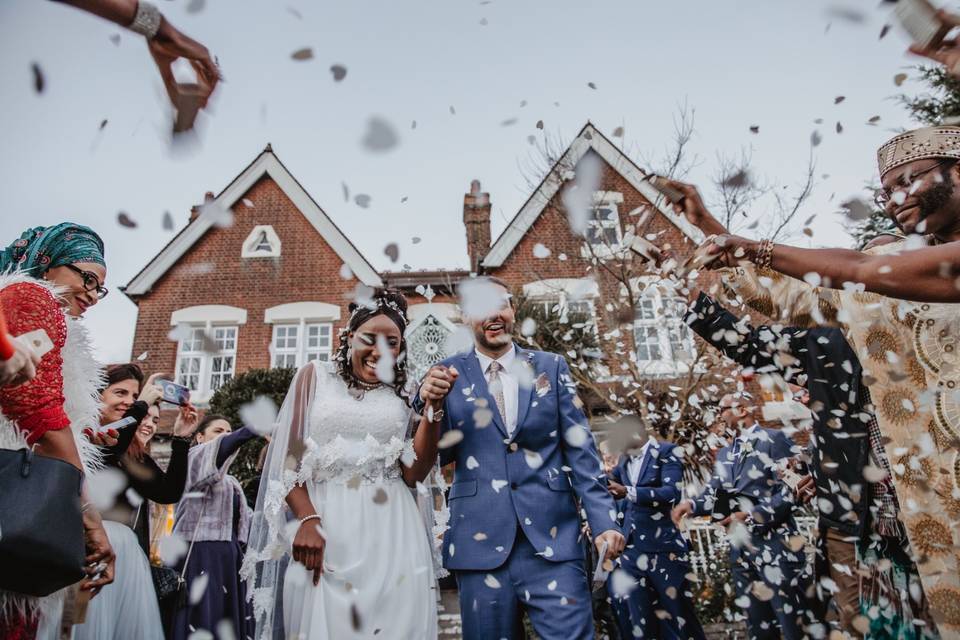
[{"x1": 242, "y1": 288, "x2": 454, "y2": 640}]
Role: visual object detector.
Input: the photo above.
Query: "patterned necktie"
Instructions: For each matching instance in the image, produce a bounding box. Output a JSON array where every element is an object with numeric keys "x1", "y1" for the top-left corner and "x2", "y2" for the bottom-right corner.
[{"x1": 487, "y1": 361, "x2": 507, "y2": 426}]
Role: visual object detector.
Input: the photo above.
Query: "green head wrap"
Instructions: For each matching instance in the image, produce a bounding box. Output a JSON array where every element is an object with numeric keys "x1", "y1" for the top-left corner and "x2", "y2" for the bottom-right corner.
[{"x1": 0, "y1": 223, "x2": 105, "y2": 277}]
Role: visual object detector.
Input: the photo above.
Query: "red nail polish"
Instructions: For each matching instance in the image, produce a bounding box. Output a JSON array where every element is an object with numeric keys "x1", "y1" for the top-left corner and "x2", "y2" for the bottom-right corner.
[{"x1": 108, "y1": 429, "x2": 118, "y2": 438}]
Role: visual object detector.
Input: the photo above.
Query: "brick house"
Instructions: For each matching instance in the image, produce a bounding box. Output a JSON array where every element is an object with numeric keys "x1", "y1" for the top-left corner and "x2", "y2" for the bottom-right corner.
[{"x1": 123, "y1": 123, "x2": 713, "y2": 407}]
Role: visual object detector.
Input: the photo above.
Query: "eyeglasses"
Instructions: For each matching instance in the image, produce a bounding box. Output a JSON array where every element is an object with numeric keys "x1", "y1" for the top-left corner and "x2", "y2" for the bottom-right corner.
[
  {"x1": 65, "y1": 264, "x2": 109, "y2": 299},
  {"x1": 875, "y1": 160, "x2": 955, "y2": 209}
]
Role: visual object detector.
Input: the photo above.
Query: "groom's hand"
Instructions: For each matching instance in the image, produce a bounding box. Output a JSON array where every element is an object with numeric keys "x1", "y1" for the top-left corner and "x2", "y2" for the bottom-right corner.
[
  {"x1": 595, "y1": 529, "x2": 625, "y2": 562},
  {"x1": 420, "y1": 365, "x2": 458, "y2": 408}
]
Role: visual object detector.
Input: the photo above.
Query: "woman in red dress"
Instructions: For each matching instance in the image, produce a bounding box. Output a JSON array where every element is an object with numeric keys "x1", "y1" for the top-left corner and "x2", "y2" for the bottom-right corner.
[{"x1": 0, "y1": 224, "x2": 115, "y2": 639}]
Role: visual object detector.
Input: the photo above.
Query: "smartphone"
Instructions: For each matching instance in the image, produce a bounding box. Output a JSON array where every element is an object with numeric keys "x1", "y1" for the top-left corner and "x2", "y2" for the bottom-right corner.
[
  {"x1": 895, "y1": 0, "x2": 951, "y2": 49},
  {"x1": 157, "y1": 379, "x2": 191, "y2": 406},
  {"x1": 96, "y1": 415, "x2": 137, "y2": 435},
  {"x1": 18, "y1": 329, "x2": 54, "y2": 358}
]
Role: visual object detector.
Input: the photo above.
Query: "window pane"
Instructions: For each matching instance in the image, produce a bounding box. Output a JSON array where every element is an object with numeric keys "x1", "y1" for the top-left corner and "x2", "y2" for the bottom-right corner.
[
  {"x1": 176, "y1": 356, "x2": 201, "y2": 390},
  {"x1": 638, "y1": 299, "x2": 657, "y2": 321},
  {"x1": 635, "y1": 326, "x2": 662, "y2": 362},
  {"x1": 215, "y1": 327, "x2": 236, "y2": 351}
]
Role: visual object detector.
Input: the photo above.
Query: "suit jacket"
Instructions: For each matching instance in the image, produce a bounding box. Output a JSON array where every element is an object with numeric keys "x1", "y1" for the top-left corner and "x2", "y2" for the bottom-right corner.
[
  {"x1": 686, "y1": 292, "x2": 872, "y2": 537},
  {"x1": 610, "y1": 442, "x2": 687, "y2": 554},
  {"x1": 412, "y1": 345, "x2": 620, "y2": 571},
  {"x1": 691, "y1": 426, "x2": 803, "y2": 562}
]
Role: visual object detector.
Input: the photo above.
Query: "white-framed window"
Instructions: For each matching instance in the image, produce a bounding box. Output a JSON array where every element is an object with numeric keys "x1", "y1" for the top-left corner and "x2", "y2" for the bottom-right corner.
[
  {"x1": 241, "y1": 224, "x2": 281, "y2": 258},
  {"x1": 271, "y1": 321, "x2": 333, "y2": 369},
  {"x1": 586, "y1": 203, "x2": 621, "y2": 246},
  {"x1": 175, "y1": 324, "x2": 238, "y2": 397},
  {"x1": 632, "y1": 288, "x2": 695, "y2": 368}
]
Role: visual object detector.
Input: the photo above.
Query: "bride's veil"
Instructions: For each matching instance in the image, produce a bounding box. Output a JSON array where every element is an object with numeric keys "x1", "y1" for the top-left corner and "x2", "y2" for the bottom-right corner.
[
  {"x1": 240, "y1": 361, "x2": 448, "y2": 640},
  {"x1": 240, "y1": 361, "x2": 318, "y2": 640}
]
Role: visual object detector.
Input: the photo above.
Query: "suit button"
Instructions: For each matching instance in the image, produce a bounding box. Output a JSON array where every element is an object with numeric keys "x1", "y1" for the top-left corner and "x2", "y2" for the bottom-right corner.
[{"x1": 510, "y1": 482, "x2": 518, "y2": 490}]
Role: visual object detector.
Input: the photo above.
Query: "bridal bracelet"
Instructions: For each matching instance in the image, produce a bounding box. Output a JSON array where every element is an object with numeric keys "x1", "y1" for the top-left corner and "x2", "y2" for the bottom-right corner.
[{"x1": 299, "y1": 514, "x2": 322, "y2": 528}]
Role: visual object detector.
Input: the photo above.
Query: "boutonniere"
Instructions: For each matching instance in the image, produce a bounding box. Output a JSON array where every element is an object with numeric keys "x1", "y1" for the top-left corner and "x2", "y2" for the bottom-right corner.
[
  {"x1": 535, "y1": 372, "x2": 551, "y2": 397},
  {"x1": 740, "y1": 440, "x2": 754, "y2": 456}
]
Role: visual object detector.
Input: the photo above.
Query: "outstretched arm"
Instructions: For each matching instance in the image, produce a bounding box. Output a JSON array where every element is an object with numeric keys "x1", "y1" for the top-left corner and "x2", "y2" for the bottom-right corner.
[{"x1": 708, "y1": 235, "x2": 960, "y2": 303}]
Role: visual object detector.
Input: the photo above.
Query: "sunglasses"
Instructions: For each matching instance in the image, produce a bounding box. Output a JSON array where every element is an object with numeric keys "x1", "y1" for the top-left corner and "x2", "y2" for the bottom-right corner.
[{"x1": 65, "y1": 264, "x2": 109, "y2": 299}]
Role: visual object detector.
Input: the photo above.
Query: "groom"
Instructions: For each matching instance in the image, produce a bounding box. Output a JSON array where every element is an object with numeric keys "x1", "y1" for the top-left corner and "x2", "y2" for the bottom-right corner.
[{"x1": 413, "y1": 276, "x2": 624, "y2": 640}]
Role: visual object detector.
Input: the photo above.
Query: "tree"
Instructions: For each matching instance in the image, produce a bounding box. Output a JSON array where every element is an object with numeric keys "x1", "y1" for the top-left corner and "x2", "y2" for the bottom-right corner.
[
  {"x1": 899, "y1": 65, "x2": 960, "y2": 126},
  {"x1": 208, "y1": 367, "x2": 297, "y2": 504},
  {"x1": 848, "y1": 208, "x2": 900, "y2": 250}
]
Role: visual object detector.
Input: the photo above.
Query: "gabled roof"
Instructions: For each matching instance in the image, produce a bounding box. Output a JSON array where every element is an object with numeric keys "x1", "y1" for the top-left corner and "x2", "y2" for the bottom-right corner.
[
  {"x1": 481, "y1": 122, "x2": 706, "y2": 269},
  {"x1": 123, "y1": 145, "x2": 382, "y2": 298}
]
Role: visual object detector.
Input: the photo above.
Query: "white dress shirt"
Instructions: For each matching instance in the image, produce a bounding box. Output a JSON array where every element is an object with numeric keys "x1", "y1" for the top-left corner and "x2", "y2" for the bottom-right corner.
[
  {"x1": 624, "y1": 438, "x2": 654, "y2": 503},
  {"x1": 475, "y1": 347, "x2": 519, "y2": 435}
]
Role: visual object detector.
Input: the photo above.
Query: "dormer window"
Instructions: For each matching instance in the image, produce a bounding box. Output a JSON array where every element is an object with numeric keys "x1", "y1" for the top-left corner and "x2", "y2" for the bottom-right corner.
[{"x1": 241, "y1": 225, "x2": 281, "y2": 258}]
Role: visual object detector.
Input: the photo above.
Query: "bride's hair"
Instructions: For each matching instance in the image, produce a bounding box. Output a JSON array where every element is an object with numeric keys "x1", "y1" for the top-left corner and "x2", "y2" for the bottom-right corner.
[{"x1": 334, "y1": 287, "x2": 410, "y2": 403}]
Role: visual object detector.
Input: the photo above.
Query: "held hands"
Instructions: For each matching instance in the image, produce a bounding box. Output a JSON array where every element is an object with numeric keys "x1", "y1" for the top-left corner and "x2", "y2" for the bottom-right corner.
[
  {"x1": 292, "y1": 517, "x2": 326, "y2": 586},
  {"x1": 793, "y1": 474, "x2": 816, "y2": 504},
  {"x1": 419, "y1": 365, "x2": 460, "y2": 411},
  {"x1": 719, "y1": 511, "x2": 750, "y2": 527},
  {"x1": 138, "y1": 372, "x2": 165, "y2": 406},
  {"x1": 657, "y1": 178, "x2": 728, "y2": 237},
  {"x1": 607, "y1": 480, "x2": 627, "y2": 500},
  {"x1": 594, "y1": 529, "x2": 626, "y2": 563},
  {"x1": 0, "y1": 335, "x2": 41, "y2": 388},
  {"x1": 909, "y1": 10, "x2": 960, "y2": 78}
]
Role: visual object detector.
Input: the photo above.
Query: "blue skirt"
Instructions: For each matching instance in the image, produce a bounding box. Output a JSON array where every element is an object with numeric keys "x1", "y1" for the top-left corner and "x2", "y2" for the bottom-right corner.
[{"x1": 171, "y1": 540, "x2": 255, "y2": 640}]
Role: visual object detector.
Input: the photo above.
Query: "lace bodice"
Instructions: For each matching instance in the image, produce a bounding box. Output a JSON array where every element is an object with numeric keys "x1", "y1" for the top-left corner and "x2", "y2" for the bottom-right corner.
[{"x1": 293, "y1": 363, "x2": 414, "y2": 485}]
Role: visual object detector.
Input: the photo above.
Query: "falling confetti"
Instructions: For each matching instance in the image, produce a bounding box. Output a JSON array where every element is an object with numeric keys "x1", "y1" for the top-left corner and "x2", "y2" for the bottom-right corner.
[
  {"x1": 162, "y1": 211, "x2": 174, "y2": 231},
  {"x1": 836, "y1": 121, "x2": 843, "y2": 134},
  {"x1": 561, "y1": 153, "x2": 603, "y2": 237},
  {"x1": 136, "y1": 351, "x2": 149, "y2": 361},
  {"x1": 31, "y1": 62, "x2": 44, "y2": 94},
  {"x1": 109, "y1": 33, "x2": 121, "y2": 46},
  {"x1": 867, "y1": 115, "x2": 881, "y2": 125},
  {"x1": 287, "y1": 6, "x2": 303, "y2": 19},
  {"x1": 879, "y1": 24, "x2": 891, "y2": 39},
  {"x1": 361, "y1": 117, "x2": 399, "y2": 152},
  {"x1": 341, "y1": 182, "x2": 350, "y2": 202},
  {"x1": 587, "y1": 82, "x2": 597, "y2": 90},
  {"x1": 242, "y1": 198, "x2": 254, "y2": 208},
  {"x1": 612, "y1": 126, "x2": 624, "y2": 138},
  {"x1": 811, "y1": 130, "x2": 822, "y2": 147},
  {"x1": 384, "y1": 243, "x2": 399, "y2": 263},
  {"x1": 535, "y1": 120, "x2": 544, "y2": 130},
  {"x1": 117, "y1": 212, "x2": 137, "y2": 228},
  {"x1": 749, "y1": 125, "x2": 759, "y2": 134},
  {"x1": 354, "y1": 194, "x2": 372, "y2": 208},
  {"x1": 533, "y1": 243, "x2": 551, "y2": 258},
  {"x1": 894, "y1": 73, "x2": 908, "y2": 87},
  {"x1": 500, "y1": 117, "x2": 517, "y2": 127},
  {"x1": 98, "y1": 119, "x2": 108, "y2": 130},
  {"x1": 189, "y1": 574, "x2": 209, "y2": 605},
  {"x1": 291, "y1": 48, "x2": 313, "y2": 61},
  {"x1": 449, "y1": 105, "x2": 456, "y2": 115},
  {"x1": 330, "y1": 64, "x2": 348, "y2": 82},
  {"x1": 239, "y1": 396, "x2": 279, "y2": 436},
  {"x1": 834, "y1": 96, "x2": 845, "y2": 104},
  {"x1": 411, "y1": 236, "x2": 421, "y2": 244},
  {"x1": 185, "y1": 0, "x2": 205, "y2": 13},
  {"x1": 840, "y1": 198, "x2": 872, "y2": 221}
]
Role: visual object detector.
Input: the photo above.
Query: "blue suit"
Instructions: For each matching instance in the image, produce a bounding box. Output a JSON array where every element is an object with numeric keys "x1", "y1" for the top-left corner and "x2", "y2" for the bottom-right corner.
[
  {"x1": 413, "y1": 345, "x2": 620, "y2": 640},
  {"x1": 691, "y1": 427, "x2": 809, "y2": 640},
  {"x1": 609, "y1": 443, "x2": 706, "y2": 640}
]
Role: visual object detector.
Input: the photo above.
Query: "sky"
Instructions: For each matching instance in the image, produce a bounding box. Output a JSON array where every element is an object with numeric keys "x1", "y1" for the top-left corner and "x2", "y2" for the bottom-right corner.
[{"x1": 0, "y1": 0, "x2": 936, "y2": 363}]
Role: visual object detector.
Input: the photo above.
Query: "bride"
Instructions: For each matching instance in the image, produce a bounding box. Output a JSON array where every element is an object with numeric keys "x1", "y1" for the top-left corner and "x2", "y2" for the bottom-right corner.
[{"x1": 242, "y1": 288, "x2": 451, "y2": 639}]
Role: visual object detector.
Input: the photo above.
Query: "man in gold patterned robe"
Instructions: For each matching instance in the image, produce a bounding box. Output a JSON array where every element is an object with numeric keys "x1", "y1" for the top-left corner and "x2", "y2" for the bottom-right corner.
[{"x1": 661, "y1": 127, "x2": 960, "y2": 635}]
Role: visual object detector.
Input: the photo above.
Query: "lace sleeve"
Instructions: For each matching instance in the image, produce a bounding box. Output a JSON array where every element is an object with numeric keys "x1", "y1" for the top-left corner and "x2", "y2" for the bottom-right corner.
[{"x1": 0, "y1": 281, "x2": 69, "y2": 444}]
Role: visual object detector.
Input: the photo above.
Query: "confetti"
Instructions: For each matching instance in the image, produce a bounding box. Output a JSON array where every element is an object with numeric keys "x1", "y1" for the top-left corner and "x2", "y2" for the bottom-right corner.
[
  {"x1": 810, "y1": 130, "x2": 822, "y2": 147},
  {"x1": 836, "y1": 121, "x2": 843, "y2": 134},
  {"x1": 31, "y1": 62, "x2": 44, "y2": 94},
  {"x1": 533, "y1": 243, "x2": 551, "y2": 258},
  {"x1": 438, "y1": 429, "x2": 464, "y2": 449},
  {"x1": 189, "y1": 574, "x2": 209, "y2": 605},
  {"x1": 330, "y1": 64, "x2": 348, "y2": 82},
  {"x1": 491, "y1": 479, "x2": 509, "y2": 493},
  {"x1": 158, "y1": 532, "x2": 188, "y2": 567},
  {"x1": 834, "y1": 95, "x2": 845, "y2": 104},
  {"x1": 162, "y1": 211, "x2": 174, "y2": 231},
  {"x1": 536, "y1": 120, "x2": 544, "y2": 130},
  {"x1": 383, "y1": 243, "x2": 399, "y2": 263},
  {"x1": 374, "y1": 334, "x2": 395, "y2": 384},
  {"x1": 117, "y1": 212, "x2": 137, "y2": 228},
  {"x1": 894, "y1": 73, "x2": 908, "y2": 87},
  {"x1": 339, "y1": 263, "x2": 353, "y2": 280},
  {"x1": 612, "y1": 126, "x2": 624, "y2": 138},
  {"x1": 354, "y1": 194, "x2": 372, "y2": 208},
  {"x1": 449, "y1": 105, "x2": 456, "y2": 115},
  {"x1": 373, "y1": 488, "x2": 388, "y2": 504},
  {"x1": 587, "y1": 82, "x2": 597, "y2": 90},
  {"x1": 361, "y1": 117, "x2": 399, "y2": 152},
  {"x1": 411, "y1": 236, "x2": 421, "y2": 244},
  {"x1": 879, "y1": 24, "x2": 891, "y2": 39},
  {"x1": 109, "y1": 34, "x2": 121, "y2": 46},
  {"x1": 239, "y1": 395, "x2": 279, "y2": 436},
  {"x1": 98, "y1": 119, "x2": 108, "y2": 131},
  {"x1": 466, "y1": 456, "x2": 480, "y2": 469},
  {"x1": 749, "y1": 125, "x2": 759, "y2": 134},
  {"x1": 561, "y1": 153, "x2": 602, "y2": 237},
  {"x1": 291, "y1": 48, "x2": 314, "y2": 61},
  {"x1": 185, "y1": 0, "x2": 205, "y2": 13},
  {"x1": 500, "y1": 117, "x2": 517, "y2": 127},
  {"x1": 136, "y1": 351, "x2": 149, "y2": 361},
  {"x1": 484, "y1": 574, "x2": 501, "y2": 589}
]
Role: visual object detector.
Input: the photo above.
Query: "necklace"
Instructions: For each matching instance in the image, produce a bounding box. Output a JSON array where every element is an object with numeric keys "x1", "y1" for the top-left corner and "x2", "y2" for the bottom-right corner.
[{"x1": 347, "y1": 375, "x2": 385, "y2": 400}]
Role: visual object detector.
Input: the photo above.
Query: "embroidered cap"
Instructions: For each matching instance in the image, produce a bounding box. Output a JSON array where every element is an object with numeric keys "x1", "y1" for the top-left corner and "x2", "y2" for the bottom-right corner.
[{"x1": 877, "y1": 125, "x2": 960, "y2": 178}]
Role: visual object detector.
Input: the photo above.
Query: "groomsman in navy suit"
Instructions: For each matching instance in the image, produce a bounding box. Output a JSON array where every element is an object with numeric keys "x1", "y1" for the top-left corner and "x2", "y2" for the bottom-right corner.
[
  {"x1": 606, "y1": 427, "x2": 706, "y2": 640},
  {"x1": 413, "y1": 276, "x2": 625, "y2": 640},
  {"x1": 672, "y1": 394, "x2": 809, "y2": 640}
]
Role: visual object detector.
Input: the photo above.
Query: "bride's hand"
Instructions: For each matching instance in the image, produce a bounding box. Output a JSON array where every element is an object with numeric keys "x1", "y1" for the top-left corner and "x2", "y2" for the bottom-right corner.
[{"x1": 292, "y1": 517, "x2": 326, "y2": 586}]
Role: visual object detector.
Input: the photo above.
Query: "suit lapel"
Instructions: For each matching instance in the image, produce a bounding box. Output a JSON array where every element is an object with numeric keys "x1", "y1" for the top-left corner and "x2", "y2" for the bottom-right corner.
[
  {"x1": 511, "y1": 348, "x2": 535, "y2": 442},
  {"x1": 460, "y1": 351, "x2": 509, "y2": 438},
  {"x1": 637, "y1": 442, "x2": 657, "y2": 483}
]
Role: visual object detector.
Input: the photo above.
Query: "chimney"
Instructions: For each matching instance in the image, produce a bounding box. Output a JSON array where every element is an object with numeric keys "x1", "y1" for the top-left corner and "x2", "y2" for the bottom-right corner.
[
  {"x1": 463, "y1": 180, "x2": 491, "y2": 273},
  {"x1": 189, "y1": 191, "x2": 216, "y2": 222}
]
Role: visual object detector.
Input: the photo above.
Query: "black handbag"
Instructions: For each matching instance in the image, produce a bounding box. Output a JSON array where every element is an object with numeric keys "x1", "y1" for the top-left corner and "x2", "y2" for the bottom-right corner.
[
  {"x1": 150, "y1": 564, "x2": 186, "y2": 607},
  {"x1": 0, "y1": 448, "x2": 86, "y2": 596}
]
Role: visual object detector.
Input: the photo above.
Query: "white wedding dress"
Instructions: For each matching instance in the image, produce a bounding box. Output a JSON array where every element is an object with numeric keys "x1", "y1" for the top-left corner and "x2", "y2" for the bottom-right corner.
[{"x1": 242, "y1": 362, "x2": 440, "y2": 640}]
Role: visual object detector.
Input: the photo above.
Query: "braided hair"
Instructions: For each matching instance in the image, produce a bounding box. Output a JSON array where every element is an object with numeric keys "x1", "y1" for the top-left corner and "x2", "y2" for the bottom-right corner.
[{"x1": 334, "y1": 287, "x2": 410, "y2": 404}]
